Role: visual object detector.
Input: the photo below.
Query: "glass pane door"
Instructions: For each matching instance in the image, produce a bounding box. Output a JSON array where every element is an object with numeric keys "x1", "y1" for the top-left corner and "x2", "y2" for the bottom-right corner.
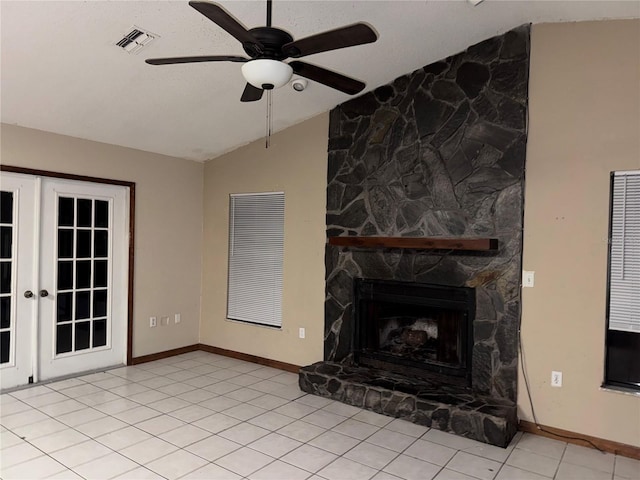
[
  {"x1": 55, "y1": 197, "x2": 111, "y2": 356},
  {"x1": 0, "y1": 173, "x2": 128, "y2": 389},
  {"x1": 39, "y1": 178, "x2": 128, "y2": 382},
  {"x1": 0, "y1": 173, "x2": 37, "y2": 390},
  {"x1": 1, "y1": 191, "x2": 15, "y2": 365}
]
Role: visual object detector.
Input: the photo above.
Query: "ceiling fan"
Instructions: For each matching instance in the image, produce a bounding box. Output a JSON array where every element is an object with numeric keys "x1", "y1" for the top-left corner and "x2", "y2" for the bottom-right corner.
[{"x1": 145, "y1": 0, "x2": 378, "y2": 102}]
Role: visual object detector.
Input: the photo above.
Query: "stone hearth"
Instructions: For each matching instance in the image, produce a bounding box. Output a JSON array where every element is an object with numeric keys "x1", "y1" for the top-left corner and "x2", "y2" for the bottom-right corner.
[
  {"x1": 299, "y1": 25, "x2": 529, "y2": 447},
  {"x1": 299, "y1": 362, "x2": 517, "y2": 447}
]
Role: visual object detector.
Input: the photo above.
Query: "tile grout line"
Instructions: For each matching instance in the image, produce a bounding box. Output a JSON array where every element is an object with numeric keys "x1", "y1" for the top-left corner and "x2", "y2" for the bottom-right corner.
[
  {"x1": 80, "y1": 358, "x2": 313, "y2": 478},
  {"x1": 0, "y1": 424, "x2": 83, "y2": 479},
  {"x1": 2, "y1": 396, "x2": 171, "y2": 480},
  {"x1": 4, "y1": 352, "x2": 632, "y2": 480},
  {"x1": 5, "y1": 357, "x2": 392, "y2": 479},
  {"x1": 552, "y1": 442, "x2": 569, "y2": 480},
  {"x1": 2, "y1": 356, "x2": 234, "y2": 477}
]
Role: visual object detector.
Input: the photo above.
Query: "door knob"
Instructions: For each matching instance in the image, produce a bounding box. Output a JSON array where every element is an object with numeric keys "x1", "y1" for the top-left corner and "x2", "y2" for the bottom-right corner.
[
  {"x1": 24, "y1": 290, "x2": 34, "y2": 298},
  {"x1": 40, "y1": 290, "x2": 49, "y2": 298}
]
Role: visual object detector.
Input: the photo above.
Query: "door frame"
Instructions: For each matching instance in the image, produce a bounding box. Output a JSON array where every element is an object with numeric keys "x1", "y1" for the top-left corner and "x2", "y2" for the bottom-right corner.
[{"x1": 1, "y1": 165, "x2": 136, "y2": 366}]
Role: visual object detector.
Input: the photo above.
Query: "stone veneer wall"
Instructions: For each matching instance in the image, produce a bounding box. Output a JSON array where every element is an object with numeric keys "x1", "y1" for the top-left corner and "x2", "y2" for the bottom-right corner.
[{"x1": 324, "y1": 25, "x2": 530, "y2": 402}]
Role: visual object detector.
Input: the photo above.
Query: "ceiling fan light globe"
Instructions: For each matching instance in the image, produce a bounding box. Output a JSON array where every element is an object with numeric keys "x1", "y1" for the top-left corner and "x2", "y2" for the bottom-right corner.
[{"x1": 241, "y1": 59, "x2": 293, "y2": 90}]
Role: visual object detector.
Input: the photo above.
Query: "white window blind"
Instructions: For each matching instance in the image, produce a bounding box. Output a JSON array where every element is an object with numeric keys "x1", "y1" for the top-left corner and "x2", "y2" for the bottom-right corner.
[
  {"x1": 608, "y1": 171, "x2": 640, "y2": 332},
  {"x1": 227, "y1": 192, "x2": 284, "y2": 328}
]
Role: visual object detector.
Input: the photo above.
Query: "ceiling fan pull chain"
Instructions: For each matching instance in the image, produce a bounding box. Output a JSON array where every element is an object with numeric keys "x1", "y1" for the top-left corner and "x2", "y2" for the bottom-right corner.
[
  {"x1": 265, "y1": 89, "x2": 272, "y2": 148},
  {"x1": 270, "y1": 90, "x2": 274, "y2": 144}
]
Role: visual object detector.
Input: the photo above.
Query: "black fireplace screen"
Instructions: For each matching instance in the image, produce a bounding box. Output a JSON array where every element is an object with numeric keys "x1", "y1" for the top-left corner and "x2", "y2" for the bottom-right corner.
[{"x1": 354, "y1": 279, "x2": 475, "y2": 386}]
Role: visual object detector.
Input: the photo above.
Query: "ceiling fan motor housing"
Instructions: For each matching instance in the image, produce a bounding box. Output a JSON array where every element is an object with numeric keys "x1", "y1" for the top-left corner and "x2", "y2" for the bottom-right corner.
[
  {"x1": 244, "y1": 27, "x2": 294, "y2": 60},
  {"x1": 241, "y1": 27, "x2": 295, "y2": 89}
]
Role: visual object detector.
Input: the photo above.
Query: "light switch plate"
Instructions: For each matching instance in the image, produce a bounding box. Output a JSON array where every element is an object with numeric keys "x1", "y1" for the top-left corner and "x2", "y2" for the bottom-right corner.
[{"x1": 523, "y1": 270, "x2": 535, "y2": 288}]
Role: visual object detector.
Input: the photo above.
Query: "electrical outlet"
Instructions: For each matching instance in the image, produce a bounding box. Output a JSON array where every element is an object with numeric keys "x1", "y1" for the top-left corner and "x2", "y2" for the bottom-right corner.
[
  {"x1": 175, "y1": 313, "x2": 181, "y2": 324},
  {"x1": 299, "y1": 328, "x2": 305, "y2": 339},
  {"x1": 551, "y1": 371, "x2": 563, "y2": 387},
  {"x1": 150, "y1": 316, "x2": 157, "y2": 328},
  {"x1": 522, "y1": 270, "x2": 535, "y2": 288},
  {"x1": 160, "y1": 316, "x2": 169, "y2": 327}
]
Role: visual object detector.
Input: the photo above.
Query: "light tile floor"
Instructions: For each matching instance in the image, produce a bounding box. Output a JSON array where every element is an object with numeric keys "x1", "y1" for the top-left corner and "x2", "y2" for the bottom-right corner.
[{"x1": 1, "y1": 351, "x2": 638, "y2": 480}]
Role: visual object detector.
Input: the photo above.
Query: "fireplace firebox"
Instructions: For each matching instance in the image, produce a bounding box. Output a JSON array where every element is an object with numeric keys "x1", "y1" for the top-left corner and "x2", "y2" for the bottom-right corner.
[{"x1": 353, "y1": 279, "x2": 475, "y2": 387}]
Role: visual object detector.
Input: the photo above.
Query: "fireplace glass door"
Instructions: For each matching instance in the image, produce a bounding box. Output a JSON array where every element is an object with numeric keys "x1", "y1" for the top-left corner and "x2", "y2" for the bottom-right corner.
[
  {"x1": 354, "y1": 279, "x2": 474, "y2": 385},
  {"x1": 364, "y1": 301, "x2": 464, "y2": 367}
]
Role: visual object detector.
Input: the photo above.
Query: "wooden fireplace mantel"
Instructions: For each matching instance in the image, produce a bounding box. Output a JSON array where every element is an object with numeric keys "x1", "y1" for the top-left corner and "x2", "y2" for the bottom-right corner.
[{"x1": 328, "y1": 236, "x2": 499, "y2": 252}]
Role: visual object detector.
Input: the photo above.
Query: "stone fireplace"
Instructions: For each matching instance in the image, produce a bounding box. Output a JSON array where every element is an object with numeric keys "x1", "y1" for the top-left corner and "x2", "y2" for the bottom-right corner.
[
  {"x1": 299, "y1": 25, "x2": 529, "y2": 447},
  {"x1": 354, "y1": 279, "x2": 474, "y2": 386}
]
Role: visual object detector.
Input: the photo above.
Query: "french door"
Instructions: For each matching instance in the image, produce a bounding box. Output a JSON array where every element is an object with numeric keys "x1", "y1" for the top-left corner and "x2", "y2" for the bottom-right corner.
[{"x1": 0, "y1": 172, "x2": 129, "y2": 390}]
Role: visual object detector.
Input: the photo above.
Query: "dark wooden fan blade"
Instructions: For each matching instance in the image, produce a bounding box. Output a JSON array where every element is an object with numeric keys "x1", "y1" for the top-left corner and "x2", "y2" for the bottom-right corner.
[
  {"x1": 240, "y1": 83, "x2": 264, "y2": 102},
  {"x1": 282, "y1": 23, "x2": 377, "y2": 58},
  {"x1": 189, "y1": 1, "x2": 263, "y2": 50},
  {"x1": 145, "y1": 55, "x2": 248, "y2": 65},
  {"x1": 290, "y1": 61, "x2": 365, "y2": 95}
]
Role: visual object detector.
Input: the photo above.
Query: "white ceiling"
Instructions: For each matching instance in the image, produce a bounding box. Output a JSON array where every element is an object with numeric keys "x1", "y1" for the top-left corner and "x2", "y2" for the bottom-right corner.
[{"x1": 1, "y1": 1, "x2": 638, "y2": 162}]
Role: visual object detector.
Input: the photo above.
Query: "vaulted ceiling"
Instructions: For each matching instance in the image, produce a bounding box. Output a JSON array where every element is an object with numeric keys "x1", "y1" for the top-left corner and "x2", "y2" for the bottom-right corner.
[{"x1": 1, "y1": 1, "x2": 638, "y2": 161}]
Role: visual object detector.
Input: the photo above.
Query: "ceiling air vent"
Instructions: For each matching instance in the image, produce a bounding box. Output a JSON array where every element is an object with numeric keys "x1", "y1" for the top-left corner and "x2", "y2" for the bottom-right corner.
[{"x1": 116, "y1": 27, "x2": 156, "y2": 54}]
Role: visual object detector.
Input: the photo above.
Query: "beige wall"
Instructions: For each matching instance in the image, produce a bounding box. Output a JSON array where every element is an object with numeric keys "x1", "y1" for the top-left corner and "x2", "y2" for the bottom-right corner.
[
  {"x1": 1, "y1": 124, "x2": 203, "y2": 357},
  {"x1": 200, "y1": 114, "x2": 328, "y2": 367},
  {"x1": 521, "y1": 20, "x2": 640, "y2": 446}
]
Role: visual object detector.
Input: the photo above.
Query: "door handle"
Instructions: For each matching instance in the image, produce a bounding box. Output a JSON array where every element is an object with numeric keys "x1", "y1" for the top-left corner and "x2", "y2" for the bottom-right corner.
[
  {"x1": 24, "y1": 290, "x2": 34, "y2": 298},
  {"x1": 40, "y1": 290, "x2": 49, "y2": 298}
]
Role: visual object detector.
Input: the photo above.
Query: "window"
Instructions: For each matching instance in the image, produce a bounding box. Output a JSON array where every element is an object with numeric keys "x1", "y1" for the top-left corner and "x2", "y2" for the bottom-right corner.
[
  {"x1": 227, "y1": 192, "x2": 284, "y2": 328},
  {"x1": 605, "y1": 170, "x2": 640, "y2": 390}
]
